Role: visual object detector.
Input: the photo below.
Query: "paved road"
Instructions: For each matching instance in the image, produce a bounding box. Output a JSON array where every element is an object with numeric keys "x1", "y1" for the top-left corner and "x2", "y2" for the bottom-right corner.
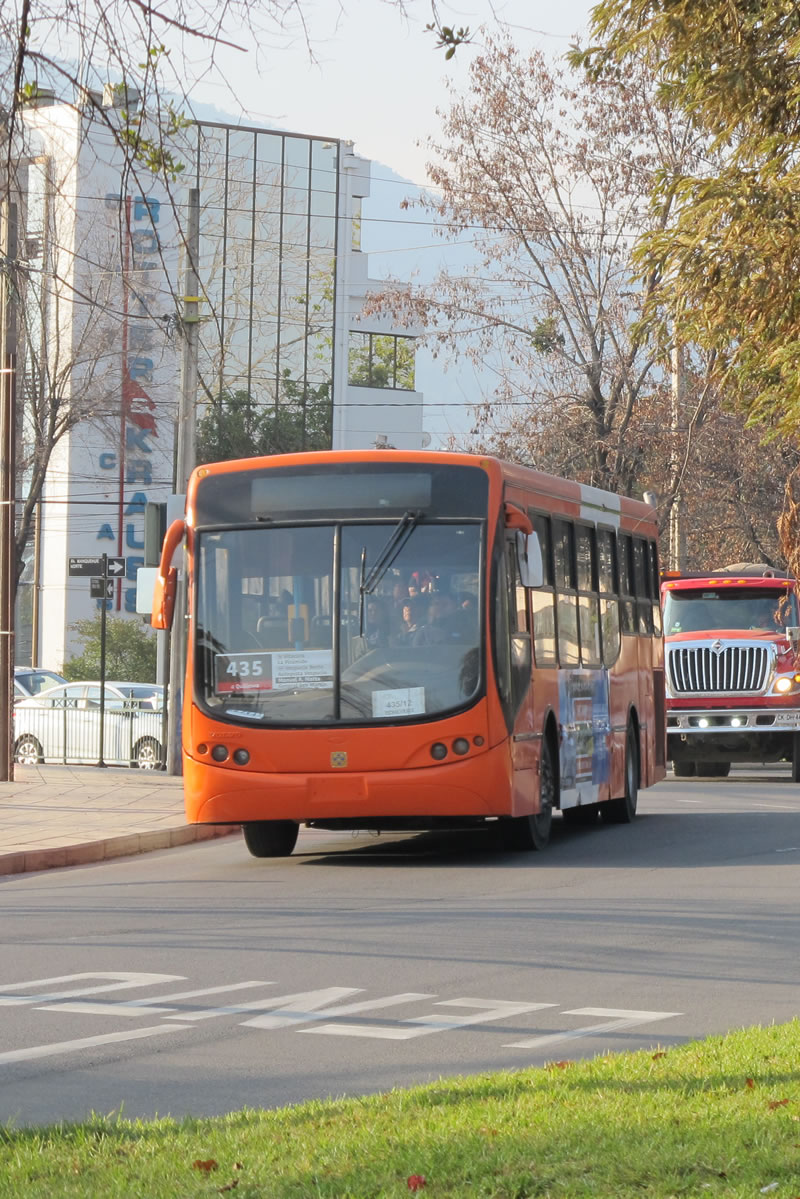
[{"x1": 1, "y1": 769, "x2": 798, "y2": 1127}]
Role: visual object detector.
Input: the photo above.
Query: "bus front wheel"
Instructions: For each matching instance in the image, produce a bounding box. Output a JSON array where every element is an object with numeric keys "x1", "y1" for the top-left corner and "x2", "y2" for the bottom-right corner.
[
  {"x1": 602, "y1": 725, "x2": 638, "y2": 824},
  {"x1": 242, "y1": 821, "x2": 299, "y2": 858},
  {"x1": 501, "y1": 737, "x2": 555, "y2": 852}
]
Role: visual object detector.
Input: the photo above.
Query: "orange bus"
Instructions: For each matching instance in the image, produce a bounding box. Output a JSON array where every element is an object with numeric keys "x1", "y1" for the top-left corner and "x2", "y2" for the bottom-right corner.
[{"x1": 153, "y1": 450, "x2": 666, "y2": 857}]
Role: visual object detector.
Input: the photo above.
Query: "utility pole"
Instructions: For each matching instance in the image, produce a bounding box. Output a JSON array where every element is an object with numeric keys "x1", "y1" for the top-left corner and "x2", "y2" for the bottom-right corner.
[
  {"x1": 669, "y1": 339, "x2": 688, "y2": 572},
  {"x1": 0, "y1": 199, "x2": 17, "y2": 781},
  {"x1": 166, "y1": 187, "x2": 200, "y2": 774}
]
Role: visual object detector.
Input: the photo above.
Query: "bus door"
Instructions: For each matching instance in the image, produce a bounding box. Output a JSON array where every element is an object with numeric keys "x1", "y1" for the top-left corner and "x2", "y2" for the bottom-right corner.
[{"x1": 497, "y1": 533, "x2": 537, "y2": 813}]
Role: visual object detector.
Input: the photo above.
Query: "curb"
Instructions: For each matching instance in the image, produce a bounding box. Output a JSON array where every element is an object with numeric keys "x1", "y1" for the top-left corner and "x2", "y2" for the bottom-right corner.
[{"x1": 0, "y1": 824, "x2": 241, "y2": 878}]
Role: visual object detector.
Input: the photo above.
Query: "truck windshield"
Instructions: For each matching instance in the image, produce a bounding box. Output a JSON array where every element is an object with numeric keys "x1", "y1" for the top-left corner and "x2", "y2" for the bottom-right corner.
[
  {"x1": 194, "y1": 520, "x2": 483, "y2": 725},
  {"x1": 663, "y1": 588, "x2": 797, "y2": 635}
]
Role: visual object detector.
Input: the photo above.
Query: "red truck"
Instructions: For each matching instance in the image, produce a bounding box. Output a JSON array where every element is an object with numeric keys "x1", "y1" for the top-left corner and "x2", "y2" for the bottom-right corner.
[{"x1": 662, "y1": 565, "x2": 800, "y2": 780}]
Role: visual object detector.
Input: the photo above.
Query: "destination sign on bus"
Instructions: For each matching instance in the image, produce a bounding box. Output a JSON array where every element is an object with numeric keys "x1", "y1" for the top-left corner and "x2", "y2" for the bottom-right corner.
[{"x1": 215, "y1": 651, "x2": 334, "y2": 694}]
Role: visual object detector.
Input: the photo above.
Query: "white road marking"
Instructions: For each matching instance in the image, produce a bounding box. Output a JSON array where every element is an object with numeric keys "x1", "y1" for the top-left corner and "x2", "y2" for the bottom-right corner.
[
  {"x1": 0, "y1": 1024, "x2": 189, "y2": 1066},
  {"x1": 0, "y1": 972, "x2": 184, "y2": 1006},
  {"x1": 303, "y1": 998, "x2": 557, "y2": 1040},
  {"x1": 39, "y1": 981, "x2": 272, "y2": 1018},
  {"x1": 775, "y1": 847, "x2": 799, "y2": 853},
  {"x1": 167, "y1": 986, "x2": 360, "y2": 1022},
  {"x1": 242, "y1": 991, "x2": 435, "y2": 1029},
  {"x1": 504, "y1": 1007, "x2": 681, "y2": 1050}
]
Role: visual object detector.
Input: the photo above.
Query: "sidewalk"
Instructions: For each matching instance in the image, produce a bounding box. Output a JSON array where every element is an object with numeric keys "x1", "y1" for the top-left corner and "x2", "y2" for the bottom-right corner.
[{"x1": 0, "y1": 764, "x2": 238, "y2": 877}]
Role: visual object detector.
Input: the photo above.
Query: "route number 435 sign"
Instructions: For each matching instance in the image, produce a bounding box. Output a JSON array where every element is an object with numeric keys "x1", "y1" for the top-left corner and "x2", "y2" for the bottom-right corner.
[{"x1": 215, "y1": 651, "x2": 334, "y2": 694}]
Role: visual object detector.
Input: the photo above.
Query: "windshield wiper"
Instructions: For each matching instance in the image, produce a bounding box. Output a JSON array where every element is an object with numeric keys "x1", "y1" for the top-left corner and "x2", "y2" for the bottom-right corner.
[
  {"x1": 361, "y1": 510, "x2": 422, "y2": 597},
  {"x1": 358, "y1": 510, "x2": 422, "y2": 636}
]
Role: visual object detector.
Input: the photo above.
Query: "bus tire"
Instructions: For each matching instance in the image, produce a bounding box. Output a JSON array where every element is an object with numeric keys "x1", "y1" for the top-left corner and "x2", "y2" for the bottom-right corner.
[
  {"x1": 672, "y1": 760, "x2": 696, "y2": 778},
  {"x1": 501, "y1": 736, "x2": 555, "y2": 852},
  {"x1": 602, "y1": 724, "x2": 638, "y2": 824},
  {"x1": 243, "y1": 821, "x2": 299, "y2": 858}
]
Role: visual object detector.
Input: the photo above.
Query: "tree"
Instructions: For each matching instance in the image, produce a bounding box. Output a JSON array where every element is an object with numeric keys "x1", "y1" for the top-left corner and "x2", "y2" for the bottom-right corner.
[
  {"x1": 62, "y1": 614, "x2": 157, "y2": 682},
  {"x1": 195, "y1": 377, "x2": 332, "y2": 465},
  {"x1": 576, "y1": 5, "x2": 800, "y2": 431},
  {"x1": 366, "y1": 36, "x2": 711, "y2": 501},
  {"x1": 575, "y1": 2, "x2": 800, "y2": 572}
]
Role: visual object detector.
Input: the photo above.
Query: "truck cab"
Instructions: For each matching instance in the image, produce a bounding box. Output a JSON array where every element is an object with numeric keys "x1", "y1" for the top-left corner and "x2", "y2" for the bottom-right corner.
[{"x1": 661, "y1": 564, "x2": 800, "y2": 780}]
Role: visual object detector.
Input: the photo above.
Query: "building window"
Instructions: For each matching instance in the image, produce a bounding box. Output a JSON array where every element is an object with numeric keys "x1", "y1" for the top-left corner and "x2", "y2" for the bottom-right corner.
[{"x1": 348, "y1": 332, "x2": 415, "y2": 390}]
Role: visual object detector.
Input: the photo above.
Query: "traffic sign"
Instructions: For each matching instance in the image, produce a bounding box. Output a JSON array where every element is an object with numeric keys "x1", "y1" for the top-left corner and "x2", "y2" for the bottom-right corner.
[
  {"x1": 68, "y1": 555, "x2": 126, "y2": 578},
  {"x1": 69, "y1": 556, "x2": 104, "y2": 577},
  {"x1": 90, "y1": 578, "x2": 115, "y2": 599}
]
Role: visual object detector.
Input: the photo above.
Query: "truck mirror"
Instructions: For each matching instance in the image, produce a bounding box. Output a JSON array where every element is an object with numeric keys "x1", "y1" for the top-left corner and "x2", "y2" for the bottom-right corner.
[{"x1": 786, "y1": 625, "x2": 800, "y2": 648}]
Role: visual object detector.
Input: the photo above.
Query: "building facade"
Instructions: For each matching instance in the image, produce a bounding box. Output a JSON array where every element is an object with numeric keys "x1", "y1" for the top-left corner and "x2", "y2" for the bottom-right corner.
[{"x1": 14, "y1": 92, "x2": 423, "y2": 670}]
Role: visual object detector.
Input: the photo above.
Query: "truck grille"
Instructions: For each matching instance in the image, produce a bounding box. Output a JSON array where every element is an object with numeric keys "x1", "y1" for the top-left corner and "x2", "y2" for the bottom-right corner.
[{"x1": 667, "y1": 643, "x2": 771, "y2": 695}]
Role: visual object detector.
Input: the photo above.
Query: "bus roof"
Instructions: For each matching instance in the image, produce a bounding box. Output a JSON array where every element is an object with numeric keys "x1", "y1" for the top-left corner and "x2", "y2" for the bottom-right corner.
[{"x1": 190, "y1": 448, "x2": 657, "y2": 527}]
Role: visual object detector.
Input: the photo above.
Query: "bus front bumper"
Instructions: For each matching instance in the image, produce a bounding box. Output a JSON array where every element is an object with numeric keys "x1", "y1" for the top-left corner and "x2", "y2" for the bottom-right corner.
[{"x1": 183, "y1": 746, "x2": 515, "y2": 826}]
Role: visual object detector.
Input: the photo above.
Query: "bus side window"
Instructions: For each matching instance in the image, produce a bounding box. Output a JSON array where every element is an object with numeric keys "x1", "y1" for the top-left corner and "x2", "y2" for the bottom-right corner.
[
  {"x1": 617, "y1": 532, "x2": 636, "y2": 635},
  {"x1": 529, "y1": 512, "x2": 557, "y2": 667},
  {"x1": 648, "y1": 540, "x2": 662, "y2": 635},
  {"x1": 597, "y1": 527, "x2": 620, "y2": 666},
  {"x1": 576, "y1": 525, "x2": 601, "y2": 668},
  {"x1": 553, "y1": 518, "x2": 579, "y2": 666},
  {"x1": 633, "y1": 537, "x2": 653, "y2": 636}
]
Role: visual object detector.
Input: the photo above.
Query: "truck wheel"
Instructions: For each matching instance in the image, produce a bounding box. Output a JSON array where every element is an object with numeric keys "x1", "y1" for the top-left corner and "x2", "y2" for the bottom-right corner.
[
  {"x1": 792, "y1": 734, "x2": 800, "y2": 783},
  {"x1": 696, "y1": 762, "x2": 731, "y2": 778},
  {"x1": 672, "y1": 761, "x2": 696, "y2": 778}
]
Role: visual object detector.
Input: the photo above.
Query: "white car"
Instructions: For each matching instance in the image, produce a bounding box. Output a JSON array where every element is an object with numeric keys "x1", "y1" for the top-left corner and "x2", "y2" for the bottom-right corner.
[
  {"x1": 14, "y1": 681, "x2": 164, "y2": 769},
  {"x1": 14, "y1": 667, "x2": 68, "y2": 700}
]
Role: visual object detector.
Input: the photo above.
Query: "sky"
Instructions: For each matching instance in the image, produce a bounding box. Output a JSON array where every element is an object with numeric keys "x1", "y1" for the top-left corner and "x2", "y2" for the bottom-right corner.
[
  {"x1": 186, "y1": 0, "x2": 598, "y2": 446},
  {"x1": 191, "y1": 0, "x2": 596, "y2": 187}
]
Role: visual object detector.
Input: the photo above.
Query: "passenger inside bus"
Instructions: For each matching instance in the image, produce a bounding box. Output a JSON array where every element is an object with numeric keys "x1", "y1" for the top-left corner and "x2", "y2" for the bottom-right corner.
[{"x1": 413, "y1": 593, "x2": 468, "y2": 646}]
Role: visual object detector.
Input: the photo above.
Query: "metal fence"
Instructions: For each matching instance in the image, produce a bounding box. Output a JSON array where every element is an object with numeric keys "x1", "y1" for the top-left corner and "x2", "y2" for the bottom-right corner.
[{"x1": 13, "y1": 697, "x2": 165, "y2": 769}]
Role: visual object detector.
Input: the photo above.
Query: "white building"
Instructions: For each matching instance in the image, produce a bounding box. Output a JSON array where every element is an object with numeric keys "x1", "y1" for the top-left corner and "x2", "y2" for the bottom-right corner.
[{"x1": 13, "y1": 90, "x2": 423, "y2": 670}]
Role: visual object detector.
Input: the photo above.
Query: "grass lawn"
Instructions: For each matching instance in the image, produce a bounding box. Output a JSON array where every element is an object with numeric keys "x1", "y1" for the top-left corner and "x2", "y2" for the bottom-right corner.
[{"x1": 1, "y1": 1020, "x2": 799, "y2": 1197}]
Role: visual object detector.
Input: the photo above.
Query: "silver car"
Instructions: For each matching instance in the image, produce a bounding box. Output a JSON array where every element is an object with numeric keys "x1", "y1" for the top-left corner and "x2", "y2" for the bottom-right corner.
[{"x1": 14, "y1": 681, "x2": 164, "y2": 769}]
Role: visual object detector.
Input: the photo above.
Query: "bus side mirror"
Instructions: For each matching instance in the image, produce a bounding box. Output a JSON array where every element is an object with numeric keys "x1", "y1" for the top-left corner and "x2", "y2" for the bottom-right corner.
[
  {"x1": 151, "y1": 518, "x2": 186, "y2": 631},
  {"x1": 152, "y1": 569, "x2": 178, "y2": 630},
  {"x1": 517, "y1": 530, "x2": 544, "y2": 589}
]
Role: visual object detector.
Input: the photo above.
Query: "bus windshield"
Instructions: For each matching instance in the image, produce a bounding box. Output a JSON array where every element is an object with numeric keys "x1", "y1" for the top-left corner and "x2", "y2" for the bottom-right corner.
[
  {"x1": 195, "y1": 520, "x2": 483, "y2": 724},
  {"x1": 663, "y1": 588, "x2": 797, "y2": 635}
]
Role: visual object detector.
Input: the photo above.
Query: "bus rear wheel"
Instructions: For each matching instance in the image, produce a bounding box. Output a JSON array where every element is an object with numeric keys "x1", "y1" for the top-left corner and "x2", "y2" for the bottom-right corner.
[
  {"x1": 602, "y1": 725, "x2": 638, "y2": 824},
  {"x1": 242, "y1": 821, "x2": 299, "y2": 858},
  {"x1": 502, "y1": 737, "x2": 555, "y2": 852}
]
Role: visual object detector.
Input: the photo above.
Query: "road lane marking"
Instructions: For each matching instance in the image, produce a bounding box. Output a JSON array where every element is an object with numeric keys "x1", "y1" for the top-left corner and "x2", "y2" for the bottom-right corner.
[
  {"x1": 0, "y1": 1024, "x2": 189, "y2": 1066},
  {"x1": 166, "y1": 986, "x2": 361, "y2": 1022},
  {"x1": 242, "y1": 992, "x2": 435, "y2": 1029},
  {"x1": 0, "y1": 972, "x2": 184, "y2": 1006},
  {"x1": 38, "y1": 981, "x2": 273, "y2": 1018},
  {"x1": 303, "y1": 998, "x2": 557, "y2": 1040},
  {"x1": 504, "y1": 1007, "x2": 681, "y2": 1050}
]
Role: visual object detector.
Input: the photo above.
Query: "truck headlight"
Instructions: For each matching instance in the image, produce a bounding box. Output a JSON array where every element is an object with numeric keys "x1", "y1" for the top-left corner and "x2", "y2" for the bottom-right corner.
[{"x1": 774, "y1": 677, "x2": 794, "y2": 693}]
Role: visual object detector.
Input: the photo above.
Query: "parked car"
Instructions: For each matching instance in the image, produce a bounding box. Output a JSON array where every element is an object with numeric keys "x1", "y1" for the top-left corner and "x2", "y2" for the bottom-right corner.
[
  {"x1": 103, "y1": 682, "x2": 164, "y2": 711},
  {"x1": 14, "y1": 667, "x2": 68, "y2": 697},
  {"x1": 14, "y1": 681, "x2": 164, "y2": 769}
]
